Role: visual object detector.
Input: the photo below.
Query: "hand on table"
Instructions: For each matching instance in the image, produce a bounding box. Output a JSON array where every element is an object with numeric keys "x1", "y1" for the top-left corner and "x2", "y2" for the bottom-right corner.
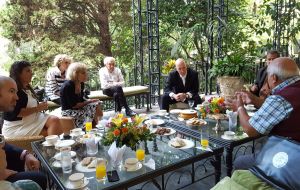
[{"x1": 25, "y1": 154, "x2": 40, "y2": 171}]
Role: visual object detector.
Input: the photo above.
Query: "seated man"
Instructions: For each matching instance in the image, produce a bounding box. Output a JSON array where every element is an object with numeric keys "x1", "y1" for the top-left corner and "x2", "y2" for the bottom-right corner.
[
  {"x1": 226, "y1": 57, "x2": 300, "y2": 170},
  {"x1": 247, "y1": 50, "x2": 280, "y2": 108},
  {"x1": 250, "y1": 50, "x2": 280, "y2": 97},
  {"x1": 45, "y1": 54, "x2": 72, "y2": 105},
  {"x1": 98, "y1": 57, "x2": 136, "y2": 116},
  {"x1": 161, "y1": 58, "x2": 202, "y2": 111},
  {"x1": 0, "y1": 76, "x2": 46, "y2": 189}
]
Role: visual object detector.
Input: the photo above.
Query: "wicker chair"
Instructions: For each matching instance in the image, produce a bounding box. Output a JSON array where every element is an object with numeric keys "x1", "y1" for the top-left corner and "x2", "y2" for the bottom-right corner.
[{"x1": 6, "y1": 135, "x2": 44, "y2": 153}]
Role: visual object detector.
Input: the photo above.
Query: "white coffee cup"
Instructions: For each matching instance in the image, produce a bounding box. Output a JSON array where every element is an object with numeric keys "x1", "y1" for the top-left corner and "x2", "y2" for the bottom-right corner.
[
  {"x1": 45, "y1": 135, "x2": 59, "y2": 145},
  {"x1": 224, "y1": 131, "x2": 235, "y2": 138},
  {"x1": 70, "y1": 128, "x2": 82, "y2": 136},
  {"x1": 69, "y1": 173, "x2": 84, "y2": 187},
  {"x1": 158, "y1": 109, "x2": 167, "y2": 116},
  {"x1": 125, "y1": 158, "x2": 138, "y2": 170}
]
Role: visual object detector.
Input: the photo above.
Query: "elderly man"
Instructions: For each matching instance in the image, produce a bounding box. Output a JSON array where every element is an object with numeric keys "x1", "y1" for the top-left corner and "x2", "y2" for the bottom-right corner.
[
  {"x1": 227, "y1": 57, "x2": 300, "y2": 170},
  {"x1": 99, "y1": 57, "x2": 136, "y2": 116},
  {"x1": 161, "y1": 58, "x2": 202, "y2": 111},
  {"x1": 0, "y1": 76, "x2": 46, "y2": 189}
]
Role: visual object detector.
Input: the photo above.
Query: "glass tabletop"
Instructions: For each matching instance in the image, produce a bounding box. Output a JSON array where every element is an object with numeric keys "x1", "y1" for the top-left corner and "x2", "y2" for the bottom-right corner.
[{"x1": 32, "y1": 133, "x2": 222, "y2": 190}]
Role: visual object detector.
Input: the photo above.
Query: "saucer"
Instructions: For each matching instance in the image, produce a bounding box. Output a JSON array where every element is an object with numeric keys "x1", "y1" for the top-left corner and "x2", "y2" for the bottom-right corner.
[
  {"x1": 55, "y1": 140, "x2": 75, "y2": 148},
  {"x1": 124, "y1": 162, "x2": 143, "y2": 172},
  {"x1": 65, "y1": 177, "x2": 88, "y2": 189},
  {"x1": 221, "y1": 135, "x2": 238, "y2": 140},
  {"x1": 54, "y1": 151, "x2": 77, "y2": 160},
  {"x1": 42, "y1": 141, "x2": 58, "y2": 147},
  {"x1": 145, "y1": 119, "x2": 165, "y2": 126},
  {"x1": 52, "y1": 160, "x2": 75, "y2": 168},
  {"x1": 75, "y1": 163, "x2": 96, "y2": 172}
]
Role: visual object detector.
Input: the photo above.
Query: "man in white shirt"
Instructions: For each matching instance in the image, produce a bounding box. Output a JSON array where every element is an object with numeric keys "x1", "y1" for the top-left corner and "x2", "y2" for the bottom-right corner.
[
  {"x1": 161, "y1": 58, "x2": 202, "y2": 111},
  {"x1": 98, "y1": 57, "x2": 136, "y2": 116}
]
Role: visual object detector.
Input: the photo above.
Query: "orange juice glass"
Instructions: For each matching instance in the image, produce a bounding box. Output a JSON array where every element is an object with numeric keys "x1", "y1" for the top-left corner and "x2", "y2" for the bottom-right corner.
[
  {"x1": 201, "y1": 139, "x2": 209, "y2": 148},
  {"x1": 96, "y1": 159, "x2": 106, "y2": 181},
  {"x1": 85, "y1": 122, "x2": 92, "y2": 132},
  {"x1": 201, "y1": 128, "x2": 209, "y2": 149},
  {"x1": 136, "y1": 149, "x2": 145, "y2": 161}
]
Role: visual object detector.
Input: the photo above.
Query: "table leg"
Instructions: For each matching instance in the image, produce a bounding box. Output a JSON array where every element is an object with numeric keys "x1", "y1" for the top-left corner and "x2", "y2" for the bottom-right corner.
[
  {"x1": 225, "y1": 147, "x2": 233, "y2": 176},
  {"x1": 214, "y1": 153, "x2": 222, "y2": 183}
]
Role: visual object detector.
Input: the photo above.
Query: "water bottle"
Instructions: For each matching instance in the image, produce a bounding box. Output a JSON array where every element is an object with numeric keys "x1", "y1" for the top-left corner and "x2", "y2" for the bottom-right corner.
[{"x1": 61, "y1": 146, "x2": 72, "y2": 173}]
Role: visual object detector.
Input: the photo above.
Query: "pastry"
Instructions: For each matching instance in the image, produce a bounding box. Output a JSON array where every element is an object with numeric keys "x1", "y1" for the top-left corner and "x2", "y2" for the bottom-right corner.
[
  {"x1": 155, "y1": 128, "x2": 171, "y2": 135},
  {"x1": 87, "y1": 159, "x2": 97, "y2": 168},
  {"x1": 81, "y1": 157, "x2": 96, "y2": 166},
  {"x1": 171, "y1": 137, "x2": 186, "y2": 148}
]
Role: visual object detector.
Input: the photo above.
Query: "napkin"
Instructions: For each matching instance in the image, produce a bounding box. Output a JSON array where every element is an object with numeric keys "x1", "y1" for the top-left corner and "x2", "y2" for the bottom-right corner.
[
  {"x1": 144, "y1": 158, "x2": 155, "y2": 170},
  {"x1": 226, "y1": 110, "x2": 238, "y2": 131},
  {"x1": 196, "y1": 146, "x2": 213, "y2": 152},
  {"x1": 108, "y1": 141, "x2": 127, "y2": 166}
]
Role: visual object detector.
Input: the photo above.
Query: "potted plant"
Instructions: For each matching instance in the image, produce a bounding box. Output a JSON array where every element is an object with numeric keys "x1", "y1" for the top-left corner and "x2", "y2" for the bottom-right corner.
[{"x1": 210, "y1": 52, "x2": 255, "y2": 99}]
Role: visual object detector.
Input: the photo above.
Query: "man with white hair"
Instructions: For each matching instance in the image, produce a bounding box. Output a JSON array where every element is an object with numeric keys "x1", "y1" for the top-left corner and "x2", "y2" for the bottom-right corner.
[
  {"x1": 227, "y1": 57, "x2": 300, "y2": 169},
  {"x1": 98, "y1": 57, "x2": 136, "y2": 116},
  {"x1": 161, "y1": 58, "x2": 202, "y2": 111}
]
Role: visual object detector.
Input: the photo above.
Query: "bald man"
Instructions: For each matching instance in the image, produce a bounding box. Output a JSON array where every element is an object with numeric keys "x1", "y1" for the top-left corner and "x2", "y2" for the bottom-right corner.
[
  {"x1": 227, "y1": 57, "x2": 300, "y2": 169},
  {"x1": 0, "y1": 76, "x2": 46, "y2": 189},
  {"x1": 161, "y1": 58, "x2": 202, "y2": 111}
]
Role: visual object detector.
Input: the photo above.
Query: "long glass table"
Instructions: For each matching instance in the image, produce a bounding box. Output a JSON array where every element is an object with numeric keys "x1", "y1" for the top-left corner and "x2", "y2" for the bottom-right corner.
[{"x1": 32, "y1": 132, "x2": 223, "y2": 190}]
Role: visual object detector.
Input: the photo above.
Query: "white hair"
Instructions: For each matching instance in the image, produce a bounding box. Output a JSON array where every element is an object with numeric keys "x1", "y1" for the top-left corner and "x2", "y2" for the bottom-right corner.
[
  {"x1": 267, "y1": 60, "x2": 300, "y2": 81},
  {"x1": 104, "y1": 57, "x2": 115, "y2": 65}
]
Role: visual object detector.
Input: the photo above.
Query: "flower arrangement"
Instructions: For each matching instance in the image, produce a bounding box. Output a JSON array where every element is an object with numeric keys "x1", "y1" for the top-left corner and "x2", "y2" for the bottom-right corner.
[
  {"x1": 102, "y1": 114, "x2": 155, "y2": 150},
  {"x1": 199, "y1": 97, "x2": 226, "y2": 118},
  {"x1": 162, "y1": 59, "x2": 176, "y2": 74}
]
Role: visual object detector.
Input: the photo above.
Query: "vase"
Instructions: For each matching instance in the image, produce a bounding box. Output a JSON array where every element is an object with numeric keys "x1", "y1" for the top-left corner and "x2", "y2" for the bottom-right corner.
[
  {"x1": 218, "y1": 76, "x2": 244, "y2": 101},
  {"x1": 108, "y1": 141, "x2": 127, "y2": 170}
]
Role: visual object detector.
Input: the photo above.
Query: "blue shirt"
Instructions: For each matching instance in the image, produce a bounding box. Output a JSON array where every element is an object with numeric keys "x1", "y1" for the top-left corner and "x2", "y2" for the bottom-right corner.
[{"x1": 249, "y1": 76, "x2": 300, "y2": 135}]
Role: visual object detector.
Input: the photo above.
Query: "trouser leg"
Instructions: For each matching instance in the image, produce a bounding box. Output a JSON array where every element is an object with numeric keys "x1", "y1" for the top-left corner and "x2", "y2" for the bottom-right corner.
[
  {"x1": 6, "y1": 171, "x2": 47, "y2": 190},
  {"x1": 161, "y1": 94, "x2": 177, "y2": 112}
]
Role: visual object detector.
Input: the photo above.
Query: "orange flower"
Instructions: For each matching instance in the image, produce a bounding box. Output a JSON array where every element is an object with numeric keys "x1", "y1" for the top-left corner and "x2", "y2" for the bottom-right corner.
[
  {"x1": 218, "y1": 97, "x2": 225, "y2": 104},
  {"x1": 214, "y1": 109, "x2": 220, "y2": 113},
  {"x1": 113, "y1": 129, "x2": 120, "y2": 136},
  {"x1": 122, "y1": 117, "x2": 128, "y2": 123},
  {"x1": 121, "y1": 127, "x2": 128, "y2": 133}
]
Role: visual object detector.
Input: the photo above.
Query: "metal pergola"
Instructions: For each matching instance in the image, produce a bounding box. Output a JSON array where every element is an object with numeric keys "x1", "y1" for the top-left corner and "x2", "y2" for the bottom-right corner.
[{"x1": 132, "y1": 0, "x2": 298, "y2": 106}]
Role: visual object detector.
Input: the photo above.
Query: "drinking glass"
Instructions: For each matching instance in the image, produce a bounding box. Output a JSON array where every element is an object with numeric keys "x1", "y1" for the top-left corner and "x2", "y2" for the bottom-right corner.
[
  {"x1": 96, "y1": 158, "x2": 107, "y2": 181},
  {"x1": 61, "y1": 146, "x2": 72, "y2": 173},
  {"x1": 136, "y1": 143, "x2": 145, "y2": 162},
  {"x1": 200, "y1": 129, "x2": 209, "y2": 149},
  {"x1": 188, "y1": 99, "x2": 194, "y2": 109},
  {"x1": 85, "y1": 121, "x2": 92, "y2": 133},
  {"x1": 86, "y1": 132, "x2": 98, "y2": 156}
]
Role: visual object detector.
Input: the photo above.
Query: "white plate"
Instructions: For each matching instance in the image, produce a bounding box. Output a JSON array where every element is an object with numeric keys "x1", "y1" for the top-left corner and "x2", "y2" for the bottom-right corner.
[
  {"x1": 145, "y1": 119, "x2": 165, "y2": 126},
  {"x1": 52, "y1": 160, "x2": 76, "y2": 168},
  {"x1": 54, "y1": 151, "x2": 77, "y2": 160},
  {"x1": 169, "y1": 109, "x2": 182, "y2": 114},
  {"x1": 75, "y1": 162, "x2": 96, "y2": 172},
  {"x1": 42, "y1": 141, "x2": 55, "y2": 147},
  {"x1": 55, "y1": 140, "x2": 75, "y2": 148},
  {"x1": 168, "y1": 139, "x2": 195, "y2": 149},
  {"x1": 124, "y1": 162, "x2": 143, "y2": 172},
  {"x1": 65, "y1": 177, "x2": 89, "y2": 189},
  {"x1": 181, "y1": 109, "x2": 197, "y2": 114},
  {"x1": 186, "y1": 119, "x2": 207, "y2": 126},
  {"x1": 152, "y1": 128, "x2": 176, "y2": 136}
]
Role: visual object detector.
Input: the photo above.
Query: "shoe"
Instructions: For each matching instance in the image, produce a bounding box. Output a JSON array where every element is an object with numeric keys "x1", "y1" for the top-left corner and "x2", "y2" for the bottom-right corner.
[{"x1": 126, "y1": 109, "x2": 136, "y2": 117}]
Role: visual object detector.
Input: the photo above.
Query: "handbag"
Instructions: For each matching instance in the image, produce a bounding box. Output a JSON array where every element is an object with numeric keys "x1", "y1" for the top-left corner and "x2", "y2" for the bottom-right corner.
[{"x1": 250, "y1": 135, "x2": 300, "y2": 190}]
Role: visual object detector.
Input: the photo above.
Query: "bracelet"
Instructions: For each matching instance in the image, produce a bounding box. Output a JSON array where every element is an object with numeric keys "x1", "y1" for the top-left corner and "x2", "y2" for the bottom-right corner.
[{"x1": 21, "y1": 150, "x2": 30, "y2": 160}]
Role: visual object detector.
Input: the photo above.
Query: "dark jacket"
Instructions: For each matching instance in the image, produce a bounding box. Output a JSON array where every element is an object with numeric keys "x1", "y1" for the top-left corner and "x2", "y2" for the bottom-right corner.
[
  {"x1": 164, "y1": 68, "x2": 199, "y2": 98},
  {"x1": 60, "y1": 80, "x2": 85, "y2": 110},
  {"x1": 254, "y1": 66, "x2": 267, "y2": 96},
  {"x1": 4, "y1": 143, "x2": 25, "y2": 172}
]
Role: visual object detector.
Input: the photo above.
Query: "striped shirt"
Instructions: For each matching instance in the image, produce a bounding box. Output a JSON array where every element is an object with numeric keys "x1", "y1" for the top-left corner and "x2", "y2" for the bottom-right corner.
[
  {"x1": 45, "y1": 67, "x2": 65, "y2": 100},
  {"x1": 249, "y1": 76, "x2": 300, "y2": 135}
]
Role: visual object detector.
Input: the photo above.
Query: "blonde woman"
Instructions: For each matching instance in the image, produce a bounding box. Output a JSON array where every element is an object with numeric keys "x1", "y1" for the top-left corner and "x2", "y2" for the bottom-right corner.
[
  {"x1": 60, "y1": 62, "x2": 103, "y2": 128},
  {"x1": 45, "y1": 54, "x2": 72, "y2": 105},
  {"x1": 2, "y1": 61, "x2": 62, "y2": 137}
]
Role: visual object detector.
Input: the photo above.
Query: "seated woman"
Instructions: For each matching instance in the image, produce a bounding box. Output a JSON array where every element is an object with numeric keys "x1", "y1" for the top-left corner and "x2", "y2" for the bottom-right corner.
[
  {"x1": 45, "y1": 54, "x2": 72, "y2": 105},
  {"x1": 60, "y1": 62, "x2": 102, "y2": 128},
  {"x1": 2, "y1": 61, "x2": 62, "y2": 137}
]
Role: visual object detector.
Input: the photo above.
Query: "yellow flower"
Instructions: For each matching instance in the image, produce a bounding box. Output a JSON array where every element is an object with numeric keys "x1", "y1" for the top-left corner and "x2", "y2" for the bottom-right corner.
[{"x1": 112, "y1": 117, "x2": 122, "y2": 127}]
